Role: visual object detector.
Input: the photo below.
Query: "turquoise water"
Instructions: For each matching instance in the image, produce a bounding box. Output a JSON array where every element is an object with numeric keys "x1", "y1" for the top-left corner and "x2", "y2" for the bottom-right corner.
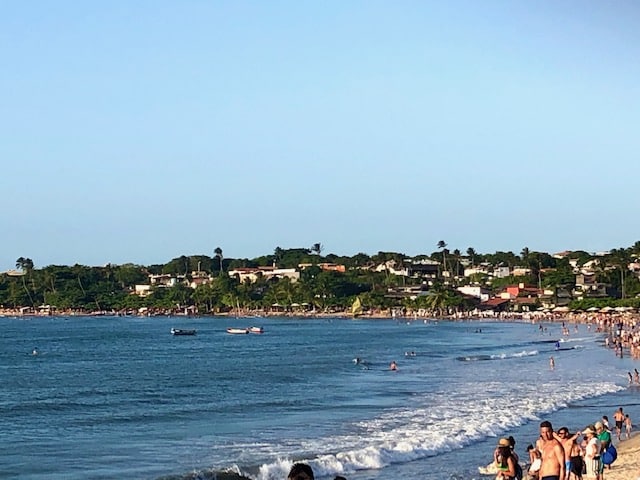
[{"x1": 0, "y1": 316, "x2": 636, "y2": 480}]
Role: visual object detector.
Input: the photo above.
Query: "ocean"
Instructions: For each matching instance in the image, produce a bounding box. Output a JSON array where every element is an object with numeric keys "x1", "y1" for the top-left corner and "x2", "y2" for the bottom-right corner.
[{"x1": 1, "y1": 315, "x2": 637, "y2": 480}]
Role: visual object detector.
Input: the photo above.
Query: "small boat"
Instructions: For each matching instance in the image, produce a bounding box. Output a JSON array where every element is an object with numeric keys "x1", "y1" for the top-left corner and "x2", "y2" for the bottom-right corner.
[
  {"x1": 226, "y1": 327, "x2": 249, "y2": 335},
  {"x1": 248, "y1": 326, "x2": 264, "y2": 334},
  {"x1": 171, "y1": 328, "x2": 197, "y2": 336}
]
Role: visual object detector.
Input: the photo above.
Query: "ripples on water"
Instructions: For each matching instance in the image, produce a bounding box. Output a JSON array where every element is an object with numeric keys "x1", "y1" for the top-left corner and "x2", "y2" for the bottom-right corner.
[{"x1": 0, "y1": 316, "x2": 634, "y2": 480}]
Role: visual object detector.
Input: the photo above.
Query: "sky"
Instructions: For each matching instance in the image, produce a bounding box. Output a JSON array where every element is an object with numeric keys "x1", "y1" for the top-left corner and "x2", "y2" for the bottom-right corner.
[{"x1": 2, "y1": 1, "x2": 639, "y2": 270}]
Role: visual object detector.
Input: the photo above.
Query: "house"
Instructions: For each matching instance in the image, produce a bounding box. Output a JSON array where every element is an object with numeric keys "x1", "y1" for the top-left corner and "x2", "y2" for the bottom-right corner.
[
  {"x1": 512, "y1": 267, "x2": 532, "y2": 277},
  {"x1": 149, "y1": 274, "x2": 181, "y2": 287},
  {"x1": 228, "y1": 266, "x2": 300, "y2": 283},
  {"x1": 407, "y1": 260, "x2": 439, "y2": 279},
  {"x1": 385, "y1": 284, "x2": 430, "y2": 300},
  {"x1": 457, "y1": 286, "x2": 490, "y2": 302},
  {"x1": 298, "y1": 262, "x2": 347, "y2": 273},
  {"x1": 479, "y1": 297, "x2": 510, "y2": 312},
  {"x1": 373, "y1": 260, "x2": 409, "y2": 276},
  {"x1": 573, "y1": 273, "x2": 610, "y2": 300},
  {"x1": 189, "y1": 270, "x2": 212, "y2": 289},
  {"x1": 134, "y1": 284, "x2": 152, "y2": 297}
]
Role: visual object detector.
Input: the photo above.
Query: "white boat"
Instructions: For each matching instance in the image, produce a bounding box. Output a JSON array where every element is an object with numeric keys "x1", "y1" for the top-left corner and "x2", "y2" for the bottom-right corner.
[
  {"x1": 226, "y1": 327, "x2": 249, "y2": 335},
  {"x1": 248, "y1": 326, "x2": 264, "y2": 334}
]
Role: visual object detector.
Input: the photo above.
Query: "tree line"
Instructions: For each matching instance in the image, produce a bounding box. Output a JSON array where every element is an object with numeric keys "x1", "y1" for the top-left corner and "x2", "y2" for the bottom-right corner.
[{"x1": 3, "y1": 242, "x2": 640, "y2": 314}]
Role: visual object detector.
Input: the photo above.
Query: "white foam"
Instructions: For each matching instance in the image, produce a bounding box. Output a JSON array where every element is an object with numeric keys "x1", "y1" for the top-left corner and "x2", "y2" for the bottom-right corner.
[{"x1": 247, "y1": 380, "x2": 623, "y2": 480}]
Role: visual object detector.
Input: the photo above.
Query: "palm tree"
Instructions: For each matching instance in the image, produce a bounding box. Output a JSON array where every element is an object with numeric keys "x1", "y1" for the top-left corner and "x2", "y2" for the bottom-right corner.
[
  {"x1": 466, "y1": 247, "x2": 476, "y2": 267},
  {"x1": 437, "y1": 240, "x2": 448, "y2": 278},
  {"x1": 214, "y1": 247, "x2": 224, "y2": 274},
  {"x1": 15, "y1": 257, "x2": 35, "y2": 306},
  {"x1": 452, "y1": 248, "x2": 461, "y2": 280}
]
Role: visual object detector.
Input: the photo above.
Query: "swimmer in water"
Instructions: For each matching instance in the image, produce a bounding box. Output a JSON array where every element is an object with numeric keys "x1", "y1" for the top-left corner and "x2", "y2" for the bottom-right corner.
[
  {"x1": 32, "y1": 347, "x2": 39, "y2": 356},
  {"x1": 390, "y1": 361, "x2": 398, "y2": 371}
]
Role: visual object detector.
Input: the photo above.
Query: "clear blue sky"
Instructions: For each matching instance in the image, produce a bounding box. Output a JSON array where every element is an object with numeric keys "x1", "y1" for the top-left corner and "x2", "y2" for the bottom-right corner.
[{"x1": 2, "y1": 1, "x2": 639, "y2": 270}]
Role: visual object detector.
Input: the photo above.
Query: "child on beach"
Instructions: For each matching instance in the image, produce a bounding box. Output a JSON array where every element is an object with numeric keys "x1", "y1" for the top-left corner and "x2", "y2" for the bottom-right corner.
[{"x1": 625, "y1": 414, "x2": 632, "y2": 440}]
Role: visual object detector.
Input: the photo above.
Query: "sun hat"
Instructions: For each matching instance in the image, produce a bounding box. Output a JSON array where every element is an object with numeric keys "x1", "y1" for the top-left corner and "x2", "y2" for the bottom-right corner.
[
  {"x1": 497, "y1": 438, "x2": 511, "y2": 447},
  {"x1": 582, "y1": 427, "x2": 595, "y2": 435},
  {"x1": 595, "y1": 421, "x2": 604, "y2": 429}
]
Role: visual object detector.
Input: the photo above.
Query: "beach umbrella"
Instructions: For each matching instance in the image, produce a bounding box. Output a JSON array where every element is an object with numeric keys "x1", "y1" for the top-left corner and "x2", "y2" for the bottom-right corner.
[{"x1": 587, "y1": 307, "x2": 599, "y2": 312}]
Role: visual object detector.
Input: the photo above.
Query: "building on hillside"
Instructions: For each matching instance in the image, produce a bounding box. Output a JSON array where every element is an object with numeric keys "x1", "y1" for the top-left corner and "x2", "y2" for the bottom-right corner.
[
  {"x1": 457, "y1": 285, "x2": 490, "y2": 302},
  {"x1": 373, "y1": 260, "x2": 409, "y2": 276},
  {"x1": 385, "y1": 284, "x2": 430, "y2": 300},
  {"x1": 479, "y1": 297, "x2": 510, "y2": 312},
  {"x1": 573, "y1": 273, "x2": 610, "y2": 300},
  {"x1": 228, "y1": 266, "x2": 300, "y2": 283},
  {"x1": 512, "y1": 267, "x2": 532, "y2": 277},
  {"x1": 149, "y1": 274, "x2": 182, "y2": 287},
  {"x1": 189, "y1": 271, "x2": 212, "y2": 289},
  {"x1": 298, "y1": 263, "x2": 346, "y2": 273},
  {"x1": 407, "y1": 260, "x2": 439, "y2": 279},
  {"x1": 134, "y1": 284, "x2": 152, "y2": 297}
]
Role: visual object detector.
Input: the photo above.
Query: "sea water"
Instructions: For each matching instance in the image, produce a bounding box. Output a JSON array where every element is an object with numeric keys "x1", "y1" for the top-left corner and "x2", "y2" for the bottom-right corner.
[{"x1": 0, "y1": 316, "x2": 637, "y2": 480}]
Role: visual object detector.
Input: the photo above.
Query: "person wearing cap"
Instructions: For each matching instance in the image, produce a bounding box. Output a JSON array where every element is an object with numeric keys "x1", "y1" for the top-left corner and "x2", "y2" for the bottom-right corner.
[
  {"x1": 494, "y1": 438, "x2": 518, "y2": 480},
  {"x1": 537, "y1": 420, "x2": 565, "y2": 480},
  {"x1": 582, "y1": 426, "x2": 601, "y2": 479}
]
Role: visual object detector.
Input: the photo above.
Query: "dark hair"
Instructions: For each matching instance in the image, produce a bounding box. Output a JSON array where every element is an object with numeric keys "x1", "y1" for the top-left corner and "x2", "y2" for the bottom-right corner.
[
  {"x1": 540, "y1": 420, "x2": 553, "y2": 430},
  {"x1": 288, "y1": 463, "x2": 315, "y2": 480},
  {"x1": 526, "y1": 444, "x2": 534, "y2": 451},
  {"x1": 508, "y1": 436, "x2": 516, "y2": 447}
]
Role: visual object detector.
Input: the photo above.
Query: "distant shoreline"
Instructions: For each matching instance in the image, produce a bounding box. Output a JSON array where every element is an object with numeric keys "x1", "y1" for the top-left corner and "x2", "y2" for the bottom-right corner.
[{"x1": 1, "y1": 307, "x2": 637, "y2": 327}]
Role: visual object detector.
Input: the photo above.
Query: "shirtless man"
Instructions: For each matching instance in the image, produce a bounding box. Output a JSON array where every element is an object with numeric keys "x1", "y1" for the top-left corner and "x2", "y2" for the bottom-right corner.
[
  {"x1": 554, "y1": 427, "x2": 578, "y2": 480},
  {"x1": 537, "y1": 420, "x2": 565, "y2": 480},
  {"x1": 614, "y1": 407, "x2": 625, "y2": 441}
]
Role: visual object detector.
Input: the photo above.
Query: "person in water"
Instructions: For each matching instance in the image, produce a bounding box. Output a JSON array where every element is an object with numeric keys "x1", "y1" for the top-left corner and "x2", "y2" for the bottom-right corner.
[
  {"x1": 389, "y1": 360, "x2": 398, "y2": 371},
  {"x1": 287, "y1": 463, "x2": 314, "y2": 480}
]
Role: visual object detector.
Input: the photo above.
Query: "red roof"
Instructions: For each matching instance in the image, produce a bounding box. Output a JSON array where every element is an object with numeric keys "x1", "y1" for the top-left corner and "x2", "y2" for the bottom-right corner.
[{"x1": 482, "y1": 298, "x2": 510, "y2": 306}]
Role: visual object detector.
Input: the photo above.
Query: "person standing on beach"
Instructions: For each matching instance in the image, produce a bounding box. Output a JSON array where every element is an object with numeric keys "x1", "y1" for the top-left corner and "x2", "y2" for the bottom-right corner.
[
  {"x1": 554, "y1": 427, "x2": 579, "y2": 480},
  {"x1": 624, "y1": 413, "x2": 632, "y2": 440},
  {"x1": 494, "y1": 438, "x2": 518, "y2": 480},
  {"x1": 537, "y1": 421, "x2": 565, "y2": 480},
  {"x1": 581, "y1": 426, "x2": 600, "y2": 479},
  {"x1": 613, "y1": 407, "x2": 625, "y2": 441},
  {"x1": 549, "y1": 356, "x2": 555, "y2": 370}
]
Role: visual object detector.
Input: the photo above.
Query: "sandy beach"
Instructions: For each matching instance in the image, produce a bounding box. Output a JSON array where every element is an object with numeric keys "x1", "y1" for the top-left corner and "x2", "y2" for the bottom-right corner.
[{"x1": 603, "y1": 433, "x2": 640, "y2": 480}]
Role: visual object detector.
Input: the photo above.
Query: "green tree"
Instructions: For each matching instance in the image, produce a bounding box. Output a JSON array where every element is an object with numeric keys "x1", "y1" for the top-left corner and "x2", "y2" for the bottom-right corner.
[
  {"x1": 214, "y1": 247, "x2": 224, "y2": 274},
  {"x1": 437, "y1": 240, "x2": 448, "y2": 278}
]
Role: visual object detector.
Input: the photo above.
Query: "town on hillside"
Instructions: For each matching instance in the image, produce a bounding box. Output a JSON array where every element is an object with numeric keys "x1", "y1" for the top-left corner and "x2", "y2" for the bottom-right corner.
[{"x1": 2, "y1": 242, "x2": 640, "y2": 318}]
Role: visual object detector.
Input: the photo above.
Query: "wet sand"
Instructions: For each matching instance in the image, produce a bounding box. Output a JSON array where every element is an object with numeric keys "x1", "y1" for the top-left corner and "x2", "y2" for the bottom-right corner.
[{"x1": 604, "y1": 432, "x2": 640, "y2": 480}]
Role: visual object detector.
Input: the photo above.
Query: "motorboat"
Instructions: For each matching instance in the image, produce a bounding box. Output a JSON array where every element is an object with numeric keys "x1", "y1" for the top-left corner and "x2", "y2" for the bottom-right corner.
[
  {"x1": 171, "y1": 328, "x2": 197, "y2": 336},
  {"x1": 226, "y1": 327, "x2": 249, "y2": 335},
  {"x1": 248, "y1": 326, "x2": 264, "y2": 334}
]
